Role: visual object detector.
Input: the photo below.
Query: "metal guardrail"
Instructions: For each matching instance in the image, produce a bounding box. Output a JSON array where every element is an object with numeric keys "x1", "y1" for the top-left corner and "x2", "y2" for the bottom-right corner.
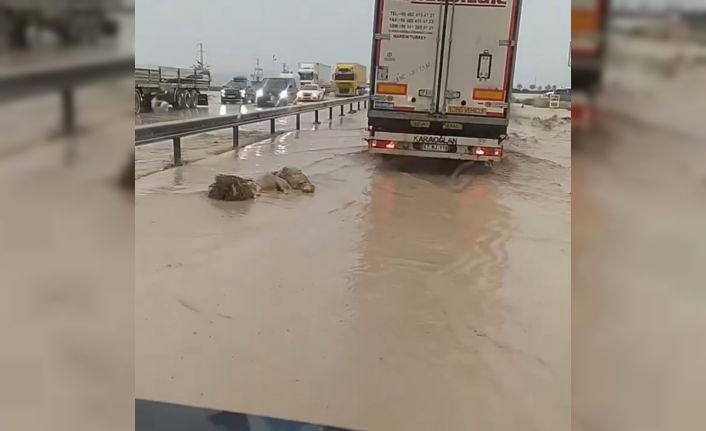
[
  {"x1": 0, "y1": 51, "x2": 134, "y2": 134},
  {"x1": 135, "y1": 95, "x2": 369, "y2": 166}
]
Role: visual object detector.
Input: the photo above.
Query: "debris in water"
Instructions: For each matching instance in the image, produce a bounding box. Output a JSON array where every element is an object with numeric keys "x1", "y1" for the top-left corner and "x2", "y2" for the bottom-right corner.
[
  {"x1": 208, "y1": 175, "x2": 257, "y2": 201},
  {"x1": 255, "y1": 173, "x2": 292, "y2": 194},
  {"x1": 275, "y1": 166, "x2": 315, "y2": 194}
]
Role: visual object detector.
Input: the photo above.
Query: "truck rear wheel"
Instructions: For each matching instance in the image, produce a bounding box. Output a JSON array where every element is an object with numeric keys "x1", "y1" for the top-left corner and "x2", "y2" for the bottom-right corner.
[
  {"x1": 135, "y1": 90, "x2": 143, "y2": 114},
  {"x1": 175, "y1": 90, "x2": 187, "y2": 109},
  {"x1": 189, "y1": 90, "x2": 199, "y2": 108},
  {"x1": 5, "y1": 14, "x2": 29, "y2": 49},
  {"x1": 183, "y1": 91, "x2": 193, "y2": 109}
]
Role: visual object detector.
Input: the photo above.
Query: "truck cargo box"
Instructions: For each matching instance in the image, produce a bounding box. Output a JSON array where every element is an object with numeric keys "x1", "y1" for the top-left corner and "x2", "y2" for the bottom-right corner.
[{"x1": 368, "y1": 0, "x2": 523, "y2": 161}]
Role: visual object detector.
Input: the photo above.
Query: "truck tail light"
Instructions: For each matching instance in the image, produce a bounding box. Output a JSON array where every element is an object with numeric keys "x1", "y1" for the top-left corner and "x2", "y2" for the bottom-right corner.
[
  {"x1": 572, "y1": 104, "x2": 594, "y2": 126},
  {"x1": 475, "y1": 147, "x2": 502, "y2": 157},
  {"x1": 370, "y1": 139, "x2": 397, "y2": 149}
]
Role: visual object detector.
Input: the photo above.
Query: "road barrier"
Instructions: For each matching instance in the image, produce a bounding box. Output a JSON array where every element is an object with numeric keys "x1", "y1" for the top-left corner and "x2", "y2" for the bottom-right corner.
[
  {"x1": 0, "y1": 51, "x2": 133, "y2": 134},
  {"x1": 135, "y1": 96, "x2": 369, "y2": 166}
]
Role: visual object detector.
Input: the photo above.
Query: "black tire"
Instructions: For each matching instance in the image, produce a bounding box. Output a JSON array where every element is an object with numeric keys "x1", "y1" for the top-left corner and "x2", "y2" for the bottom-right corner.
[
  {"x1": 8, "y1": 16, "x2": 29, "y2": 49},
  {"x1": 135, "y1": 89, "x2": 143, "y2": 114},
  {"x1": 190, "y1": 90, "x2": 199, "y2": 108},
  {"x1": 183, "y1": 90, "x2": 193, "y2": 109},
  {"x1": 175, "y1": 90, "x2": 187, "y2": 109}
]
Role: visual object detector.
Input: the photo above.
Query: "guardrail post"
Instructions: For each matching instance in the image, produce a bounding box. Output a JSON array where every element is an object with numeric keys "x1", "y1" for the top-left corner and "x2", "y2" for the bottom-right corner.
[
  {"x1": 61, "y1": 87, "x2": 76, "y2": 135},
  {"x1": 340, "y1": 105, "x2": 345, "y2": 116},
  {"x1": 173, "y1": 137, "x2": 182, "y2": 166},
  {"x1": 270, "y1": 118, "x2": 276, "y2": 135},
  {"x1": 357, "y1": 101, "x2": 361, "y2": 111},
  {"x1": 364, "y1": 99, "x2": 367, "y2": 109},
  {"x1": 329, "y1": 107, "x2": 333, "y2": 120},
  {"x1": 296, "y1": 113, "x2": 301, "y2": 130},
  {"x1": 314, "y1": 110, "x2": 319, "y2": 124},
  {"x1": 349, "y1": 103, "x2": 354, "y2": 113},
  {"x1": 233, "y1": 126, "x2": 239, "y2": 148}
]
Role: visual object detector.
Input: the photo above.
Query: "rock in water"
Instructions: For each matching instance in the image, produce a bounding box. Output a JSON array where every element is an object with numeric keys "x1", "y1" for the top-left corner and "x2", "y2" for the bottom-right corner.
[
  {"x1": 275, "y1": 166, "x2": 315, "y2": 194},
  {"x1": 208, "y1": 175, "x2": 256, "y2": 201},
  {"x1": 255, "y1": 173, "x2": 292, "y2": 194}
]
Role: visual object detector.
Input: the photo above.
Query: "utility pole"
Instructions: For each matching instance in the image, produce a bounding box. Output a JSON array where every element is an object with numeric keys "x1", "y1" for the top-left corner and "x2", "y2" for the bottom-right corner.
[
  {"x1": 198, "y1": 43, "x2": 205, "y2": 67},
  {"x1": 251, "y1": 58, "x2": 263, "y2": 83},
  {"x1": 194, "y1": 43, "x2": 210, "y2": 73}
]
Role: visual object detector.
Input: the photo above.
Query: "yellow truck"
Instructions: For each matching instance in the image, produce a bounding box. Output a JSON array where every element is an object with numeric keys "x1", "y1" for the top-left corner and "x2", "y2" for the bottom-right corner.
[{"x1": 333, "y1": 63, "x2": 367, "y2": 97}]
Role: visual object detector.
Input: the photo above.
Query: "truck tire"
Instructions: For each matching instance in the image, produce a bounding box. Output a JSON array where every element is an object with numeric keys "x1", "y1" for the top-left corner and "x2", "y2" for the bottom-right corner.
[
  {"x1": 6, "y1": 15, "x2": 29, "y2": 49},
  {"x1": 135, "y1": 90, "x2": 143, "y2": 114},
  {"x1": 175, "y1": 90, "x2": 187, "y2": 109},
  {"x1": 183, "y1": 91, "x2": 193, "y2": 109},
  {"x1": 190, "y1": 90, "x2": 199, "y2": 108}
]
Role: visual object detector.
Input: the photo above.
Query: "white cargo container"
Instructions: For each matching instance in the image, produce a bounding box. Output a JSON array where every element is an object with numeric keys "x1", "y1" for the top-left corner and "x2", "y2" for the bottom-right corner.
[
  {"x1": 368, "y1": 0, "x2": 523, "y2": 162},
  {"x1": 297, "y1": 62, "x2": 332, "y2": 91}
]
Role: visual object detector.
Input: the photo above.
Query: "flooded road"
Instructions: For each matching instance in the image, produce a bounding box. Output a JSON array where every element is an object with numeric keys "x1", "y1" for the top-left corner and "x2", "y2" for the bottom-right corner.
[
  {"x1": 136, "y1": 105, "x2": 571, "y2": 430},
  {"x1": 572, "y1": 31, "x2": 706, "y2": 431}
]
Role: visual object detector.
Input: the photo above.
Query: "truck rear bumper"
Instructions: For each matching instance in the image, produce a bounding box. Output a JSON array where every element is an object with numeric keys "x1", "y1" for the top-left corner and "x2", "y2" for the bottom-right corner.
[{"x1": 369, "y1": 147, "x2": 501, "y2": 162}]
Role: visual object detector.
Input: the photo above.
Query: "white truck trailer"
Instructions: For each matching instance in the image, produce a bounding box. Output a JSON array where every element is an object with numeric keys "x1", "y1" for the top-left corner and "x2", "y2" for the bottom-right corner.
[
  {"x1": 367, "y1": 0, "x2": 523, "y2": 162},
  {"x1": 297, "y1": 62, "x2": 332, "y2": 92}
]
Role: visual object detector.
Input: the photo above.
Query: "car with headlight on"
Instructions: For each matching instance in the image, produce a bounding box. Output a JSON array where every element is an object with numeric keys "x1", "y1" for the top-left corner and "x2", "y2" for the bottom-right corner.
[
  {"x1": 297, "y1": 84, "x2": 325, "y2": 102},
  {"x1": 220, "y1": 76, "x2": 255, "y2": 104},
  {"x1": 256, "y1": 77, "x2": 298, "y2": 107}
]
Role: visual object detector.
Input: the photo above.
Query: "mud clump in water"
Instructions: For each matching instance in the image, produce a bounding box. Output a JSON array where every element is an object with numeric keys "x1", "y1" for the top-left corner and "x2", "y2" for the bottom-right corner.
[
  {"x1": 531, "y1": 115, "x2": 569, "y2": 131},
  {"x1": 208, "y1": 175, "x2": 257, "y2": 201},
  {"x1": 255, "y1": 173, "x2": 292, "y2": 194},
  {"x1": 275, "y1": 167, "x2": 315, "y2": 194}
]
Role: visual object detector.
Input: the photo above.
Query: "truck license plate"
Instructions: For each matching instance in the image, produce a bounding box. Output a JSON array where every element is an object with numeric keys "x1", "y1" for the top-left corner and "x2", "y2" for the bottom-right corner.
[{"x1": 422, "y1": 143, "x2": 449, "y2": 152}]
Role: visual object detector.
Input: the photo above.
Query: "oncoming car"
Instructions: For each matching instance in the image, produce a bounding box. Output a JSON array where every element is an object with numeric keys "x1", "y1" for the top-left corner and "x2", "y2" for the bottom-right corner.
[
  {"x1": 297, "y1": 84, "x2": 325, "y2": 102},
  {"x1": 256, "y1": 77, "x2": 298, "y2": 107}
]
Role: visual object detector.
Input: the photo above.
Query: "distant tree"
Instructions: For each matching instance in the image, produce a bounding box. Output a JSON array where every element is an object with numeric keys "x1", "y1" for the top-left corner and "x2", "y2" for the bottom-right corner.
[
  {"x1": 516, "y1": 83, "x2": 524, "y2": 91},
  {"x1": 545, "y1": 84, "x2": 552, "y2": 91},
  {"x1": 529, "y1": 84, "x2": 537, "y2": 91},
  {"x1": 552, "y1": 84, "x2": 558, "y2": 90}
]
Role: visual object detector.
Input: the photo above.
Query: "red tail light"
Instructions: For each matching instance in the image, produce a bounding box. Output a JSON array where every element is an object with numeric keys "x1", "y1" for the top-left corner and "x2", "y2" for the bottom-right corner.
[
  {"x1": 370, "y1": 139, "x2": 397, "y2": 149},
  {"x1": 572, "y1": 103, "x2": 595, "y2": 126},
  {"x1": 475, "y1": 147, "x2": 502, "y2": 157}
]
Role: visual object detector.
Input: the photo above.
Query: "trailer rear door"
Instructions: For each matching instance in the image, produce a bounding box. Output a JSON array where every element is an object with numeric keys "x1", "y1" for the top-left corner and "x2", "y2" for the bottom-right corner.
[
  {"x1": 372, "y1": 0, "x2": 521, "y2": 118},
  {"x1": 440, "y1": 0, "x2": 521, "y2": 119},
  {"x1": 372, "y1": 0, "x2": 446, "y2": 113}
]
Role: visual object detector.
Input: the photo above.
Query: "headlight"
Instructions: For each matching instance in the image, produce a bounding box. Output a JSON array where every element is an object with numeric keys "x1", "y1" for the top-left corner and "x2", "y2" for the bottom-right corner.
[
  {"x1": 279, "y1": 90, "x2": 288, "y2": 99},
  {"x1": 240, "y1": 90, "x2": 245, "y2": 97},
  {"x1": 297, "y1": 92, "x2": 304, "y2": 98},
  {"x1": 220, "y1": 89, "x2": 226, "y2": 95},
  {"x1": 256, "y1": 89, "x2": 263, "y2": 97}
]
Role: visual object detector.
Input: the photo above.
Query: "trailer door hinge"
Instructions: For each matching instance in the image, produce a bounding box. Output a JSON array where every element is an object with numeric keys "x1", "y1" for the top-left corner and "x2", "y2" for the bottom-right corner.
[
  {"x1": 499, "y1": 39, "x2": 517, "y2": 47},
  {"x1": 375, "y1": 33, "x2": 391, "y2": 41}
]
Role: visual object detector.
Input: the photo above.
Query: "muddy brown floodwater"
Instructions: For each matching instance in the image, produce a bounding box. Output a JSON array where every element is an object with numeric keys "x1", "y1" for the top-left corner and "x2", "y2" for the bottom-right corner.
[{"x1": 136, "y1": 104, "x2": 571, "y2": 430}]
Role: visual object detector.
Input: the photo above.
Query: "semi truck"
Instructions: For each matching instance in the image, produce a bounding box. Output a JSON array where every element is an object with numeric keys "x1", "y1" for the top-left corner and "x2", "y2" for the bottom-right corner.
[
  {"x1": 0, "y1": 0, "x2": 119, "y2": 49},
  {"x1": 297, "y1": 62, "x2": 332, "y2": 92},
  {"x1": 134, "y1": 66, "x2": 210, "y2": 114},
  {"x1": 367, "y1": 0, "x2": 522, "y2": 162},
  {"x1": 572, "y1": 0, "x2": 608, "y2": 131},
  {"x1": 333, "y1": 63, "x2": 367, "y2": 97}
]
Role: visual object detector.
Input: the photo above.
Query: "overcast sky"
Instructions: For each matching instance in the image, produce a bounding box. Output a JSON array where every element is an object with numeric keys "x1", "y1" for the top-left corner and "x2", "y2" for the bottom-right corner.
[{"x1": 135, "y1": 0, "x2": 572, "y2": 87}]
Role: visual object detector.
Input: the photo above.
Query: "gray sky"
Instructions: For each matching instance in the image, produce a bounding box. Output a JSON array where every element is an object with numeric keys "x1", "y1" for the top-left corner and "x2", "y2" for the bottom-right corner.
[{"x1": 135, "y1": 0, "x2": 571, "y2": 87}]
